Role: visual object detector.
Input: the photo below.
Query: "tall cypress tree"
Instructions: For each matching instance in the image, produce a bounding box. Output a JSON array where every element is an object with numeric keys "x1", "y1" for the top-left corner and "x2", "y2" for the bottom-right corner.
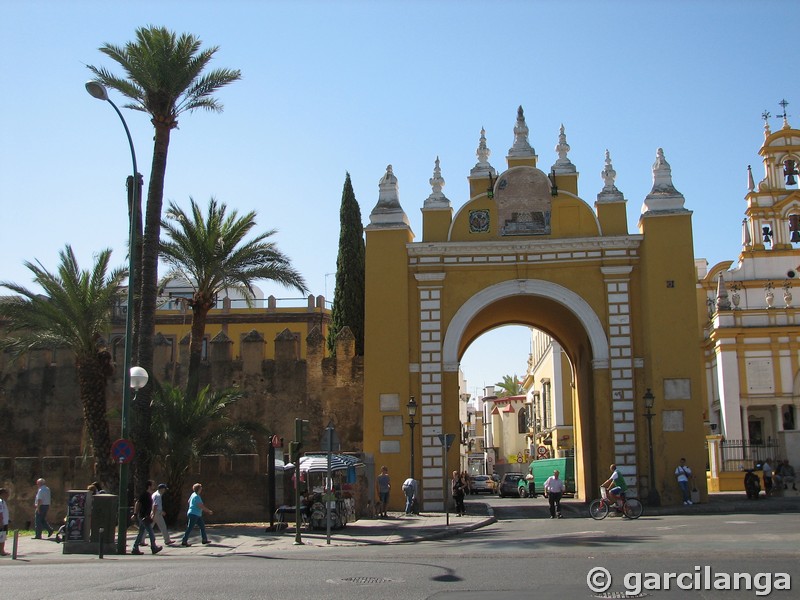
[{"x1": 328, "y1": 173, "x2": 365, "y2": 356}]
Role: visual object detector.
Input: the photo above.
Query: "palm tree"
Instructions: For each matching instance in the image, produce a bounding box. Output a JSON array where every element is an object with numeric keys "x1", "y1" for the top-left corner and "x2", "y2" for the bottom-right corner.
[
  {"x1": 495, "y1": 374, "x2": 524, "y2": 397},
  {"x1": 0, "y1": 246, "x2": 127, "y2": 488},
  {"x1": 160, "y1": 197, "x2": 308, "y2": 402},
  {"x1": 87, "y1": 26, "x2": 241, "y2": 492},
  {"x1": 150, "y1": 383, "x2": 263, "y2": 524}
]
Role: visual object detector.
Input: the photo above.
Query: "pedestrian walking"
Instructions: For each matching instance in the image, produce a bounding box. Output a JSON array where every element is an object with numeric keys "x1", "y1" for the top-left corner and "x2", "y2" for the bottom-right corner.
[
  {"x1": 181, "y1": 483, "x2": 213, "y2": 546},
  {"x1": 151, "y1": 483, "x2": 174, "y2": 545},
  {"x1": 33, "y1": 478, "x2": 53, "y2": 539},
  {"x1": 452, "y1": 471, "x2": 466, "y2": 516},
  {"x1": 461, "y1": 471, "x2": 472, "y2": 495},
  {"x1": 131, "y1": 480, "x2": 161, "y2": 555},
  {"x1": 376, "y1": 466, "x2": 391, "y2": 518},
  {"x1": 543, "y1": 470, "x2": 565, "y2": 518},
  {"x1": 675, "y1": 458, "x2": 693, "y2": 505},
  {"x1": 0, "y1": 488, "x2": 10, "y2": 556}
]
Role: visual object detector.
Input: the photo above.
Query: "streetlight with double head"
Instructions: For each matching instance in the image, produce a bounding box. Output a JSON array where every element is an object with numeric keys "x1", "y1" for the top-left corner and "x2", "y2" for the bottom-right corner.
[
  {"x1": 407, "y1": 396, "x2": 418, "y2": 481},
  {"x1": 643, "y1": 388, "x2": 661, "y2": 506},
  {"x1": 85, "y1": 80, "x2": 143, "y2": 553}
]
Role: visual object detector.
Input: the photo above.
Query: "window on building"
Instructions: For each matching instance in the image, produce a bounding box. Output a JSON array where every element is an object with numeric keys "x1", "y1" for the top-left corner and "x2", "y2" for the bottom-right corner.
[
  {"x1": 518, "y1": 407, "x2": 528, "y2": 434},
  {"x1": 542, "y1": 380, "x2": 552, "y2": 430}
]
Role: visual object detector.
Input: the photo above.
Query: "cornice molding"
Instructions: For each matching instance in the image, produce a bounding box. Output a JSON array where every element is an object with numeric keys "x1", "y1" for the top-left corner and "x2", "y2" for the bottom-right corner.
[{"x1": 407, "y1": 236, "x2": 642, "y2": 258}]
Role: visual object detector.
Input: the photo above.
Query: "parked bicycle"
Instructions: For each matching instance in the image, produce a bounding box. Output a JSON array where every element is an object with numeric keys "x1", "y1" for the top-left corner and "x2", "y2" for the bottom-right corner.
[{"x1": 589, "y1": 486, "x2": 643, "y2": 520}]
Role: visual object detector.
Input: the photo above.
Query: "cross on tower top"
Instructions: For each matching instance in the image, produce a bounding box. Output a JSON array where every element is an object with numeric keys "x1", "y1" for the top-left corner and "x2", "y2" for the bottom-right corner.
[{"x1": 777, "y1": 99, "x2": 790, "y2": 120}]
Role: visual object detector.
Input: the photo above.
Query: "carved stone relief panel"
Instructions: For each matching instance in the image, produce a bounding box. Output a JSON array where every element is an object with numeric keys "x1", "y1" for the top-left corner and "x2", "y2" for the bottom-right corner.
[{"x1": 495, "y1": 168, "x2": 552, "y2": 236}]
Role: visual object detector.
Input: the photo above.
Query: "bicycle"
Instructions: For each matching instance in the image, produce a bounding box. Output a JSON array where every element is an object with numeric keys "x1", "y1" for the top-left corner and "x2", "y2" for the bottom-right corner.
[{"x1": 589, "y1": 486, "x2": 643, "y2": 520}]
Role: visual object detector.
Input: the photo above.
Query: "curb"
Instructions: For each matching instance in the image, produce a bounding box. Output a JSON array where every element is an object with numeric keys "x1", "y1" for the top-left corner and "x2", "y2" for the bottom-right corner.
[{"x1": 384, "y1": 506, "x2": 497, "y2": 544}]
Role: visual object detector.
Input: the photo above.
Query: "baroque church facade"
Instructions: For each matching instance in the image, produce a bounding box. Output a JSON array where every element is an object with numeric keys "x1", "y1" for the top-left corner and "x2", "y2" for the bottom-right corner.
[{"x1": 699, "y1": 112, "x2": 800, "y2": 489}]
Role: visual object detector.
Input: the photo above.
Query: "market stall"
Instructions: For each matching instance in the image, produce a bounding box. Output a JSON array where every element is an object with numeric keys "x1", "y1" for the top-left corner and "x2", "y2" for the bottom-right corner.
[{"x1": 285, "y1": 453, "x2": 364, "y2": 530}]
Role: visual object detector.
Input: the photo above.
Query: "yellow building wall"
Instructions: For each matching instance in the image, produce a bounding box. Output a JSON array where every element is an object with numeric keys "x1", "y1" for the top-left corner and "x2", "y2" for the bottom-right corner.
[
  {"x1": 363, "y1": 225, "x2": 414, "y2": 494},
  {"x1": 448, "y1": 193, "x2": 599, "y2": 242},
  {"x1": 596, "y1": 201, "x2": 629, "y2": 236},
  {"x1": 422, "y1": 207, "x2": 453, "y2": 243},
  {"x1": 638, "y1": 211, "x2": 708, "y2": 503},
  {"x1": 154, "y1": 306, "x2": 329, "y2": 360}
]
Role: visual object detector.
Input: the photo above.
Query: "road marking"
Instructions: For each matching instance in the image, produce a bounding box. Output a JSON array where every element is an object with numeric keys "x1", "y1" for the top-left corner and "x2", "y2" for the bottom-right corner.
[
  {"x1": 571, "y1": 530, "x2": 604, "y2": 535},
  {"x1": 725, "y1": 520, "x2": 756, "y2": 524}
]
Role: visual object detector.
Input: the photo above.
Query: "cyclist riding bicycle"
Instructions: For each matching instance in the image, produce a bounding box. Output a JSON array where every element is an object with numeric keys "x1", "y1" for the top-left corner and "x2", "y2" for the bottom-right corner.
[{"x1": 601, "y1": 463, "x2": 627, "y2": 508}]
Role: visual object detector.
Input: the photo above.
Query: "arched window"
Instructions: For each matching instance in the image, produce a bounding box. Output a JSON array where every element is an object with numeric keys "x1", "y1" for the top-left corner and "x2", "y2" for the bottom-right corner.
[{"x1": 518, "y1": 407, "x2": 528, "y2": 434}]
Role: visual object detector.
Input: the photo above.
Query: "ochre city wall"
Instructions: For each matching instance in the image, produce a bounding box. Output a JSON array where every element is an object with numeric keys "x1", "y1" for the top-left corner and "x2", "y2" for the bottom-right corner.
[
  {"x1": 0, "y1": 324, "x2": 365, "y2": 522},
  {"x1": 0, "y1": 452, "x2": 372, "y2": 526}
]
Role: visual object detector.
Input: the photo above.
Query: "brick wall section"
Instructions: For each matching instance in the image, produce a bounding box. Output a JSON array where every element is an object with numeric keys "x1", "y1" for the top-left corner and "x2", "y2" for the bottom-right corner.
[{"x1": 0, "y1": 324, "x2": 365, "y2": 522}]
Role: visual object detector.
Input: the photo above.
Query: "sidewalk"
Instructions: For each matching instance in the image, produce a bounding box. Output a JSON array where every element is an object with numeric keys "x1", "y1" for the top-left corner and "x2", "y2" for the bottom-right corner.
[
  {"x1": 1, "y1": 507, "x2": 496, "y2": 563},
  {"x1": 3, "y1": 491, "x2": 798, "y2": 563}
]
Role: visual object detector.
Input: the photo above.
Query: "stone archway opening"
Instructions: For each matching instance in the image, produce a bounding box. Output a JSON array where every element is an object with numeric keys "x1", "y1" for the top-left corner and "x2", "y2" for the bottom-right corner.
[{"x1": 444, "y1": 280, "x2": 609, "y2": 501}]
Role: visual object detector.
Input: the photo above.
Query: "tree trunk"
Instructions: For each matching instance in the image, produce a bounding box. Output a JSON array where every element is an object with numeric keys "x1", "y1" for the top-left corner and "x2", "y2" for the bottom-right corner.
[
  {"x1": 76, "y1": 351, "x2": 117, "y2": 491},
  {"x1": 163, "y1": 475, "x2": 186, "y2": 527},
  {"x1": 126, "y1": 173, "x2": 144, "y2": 363},
  {"x1": 133, "y1": 122, "x2": 172, "y2": 497},
  {"x1": 185, "y1": 300, "x2": 212, "y2": 403}
]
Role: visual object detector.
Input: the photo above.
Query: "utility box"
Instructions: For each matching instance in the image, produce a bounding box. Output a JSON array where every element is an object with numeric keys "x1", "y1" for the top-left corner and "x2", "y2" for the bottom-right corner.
[
  {"x1": 62, "y1": 491, "x2": 118, "y2": 555},
  {"x1": 90, "y1": 494, "x2": 118, "y2": 546}
]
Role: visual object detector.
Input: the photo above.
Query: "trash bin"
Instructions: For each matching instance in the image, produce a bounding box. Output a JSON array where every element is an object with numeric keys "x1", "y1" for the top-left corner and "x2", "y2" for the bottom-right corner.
[{"x1": 90, "y1": 493, "x2": 118, "y2": 545}]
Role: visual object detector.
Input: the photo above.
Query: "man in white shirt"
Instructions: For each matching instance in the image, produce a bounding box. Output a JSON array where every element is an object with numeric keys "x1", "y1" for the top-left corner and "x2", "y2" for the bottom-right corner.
[
  {"x1": 33, "y1": 478, "x2": 53, "y2": 539},
  {"x1": 762, "y1": 460, "x2": 774, "y2": 496},
  {"x1": 675, "y1": 458, "x2": 693, "y2": 505},
  {"x1": 543, "y1": 470, "x2": 566, "y2": 519},
  {"x1": 151, "y1": 483, "x2": 174, "y2": 545},
  {"x1": 402, "y1": 477, "x2": 417, "y2": 515}
]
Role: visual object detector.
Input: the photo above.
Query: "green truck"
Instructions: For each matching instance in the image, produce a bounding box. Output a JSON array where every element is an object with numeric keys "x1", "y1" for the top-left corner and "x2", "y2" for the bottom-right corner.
[{"x1": 517, "y1": 457, "x2": 575, "y2": 498}]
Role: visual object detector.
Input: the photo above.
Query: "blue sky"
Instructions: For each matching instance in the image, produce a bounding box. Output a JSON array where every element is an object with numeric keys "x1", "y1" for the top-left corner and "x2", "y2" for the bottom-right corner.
[{"x1": 1, "y1": 1, "x2": 795, "y2": 397}]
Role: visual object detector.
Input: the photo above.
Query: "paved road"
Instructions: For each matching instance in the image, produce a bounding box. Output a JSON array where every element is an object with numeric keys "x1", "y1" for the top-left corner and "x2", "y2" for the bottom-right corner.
[{"x1": 2, "y1": 500, "x2": 798, "y2": 599}]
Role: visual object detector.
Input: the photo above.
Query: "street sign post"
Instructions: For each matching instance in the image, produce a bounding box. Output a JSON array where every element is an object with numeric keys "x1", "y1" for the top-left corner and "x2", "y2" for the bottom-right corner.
[{"x1": 437, "y1": 433, "x2": 456, "y2": 526}]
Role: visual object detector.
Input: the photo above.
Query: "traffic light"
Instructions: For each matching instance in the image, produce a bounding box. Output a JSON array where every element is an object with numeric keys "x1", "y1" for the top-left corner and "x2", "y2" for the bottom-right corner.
[
  {"x1": 289, "y1": 441, "x2": 301, "y2": 463},
  {"x1": 295, "y1": 418, "x2": 310, "y2": 449}
]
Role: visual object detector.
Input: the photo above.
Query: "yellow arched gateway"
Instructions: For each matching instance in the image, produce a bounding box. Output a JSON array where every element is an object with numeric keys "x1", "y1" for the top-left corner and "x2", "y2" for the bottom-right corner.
[{"x1": 363, "y1": 107, "x2": 706, "y2": 510}]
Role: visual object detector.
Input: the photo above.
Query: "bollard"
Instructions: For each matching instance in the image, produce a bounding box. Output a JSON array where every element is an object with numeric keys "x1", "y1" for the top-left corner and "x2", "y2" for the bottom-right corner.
[
  {"x1": 98, "y1": 528, "x2": 104, "y2": 559},
  {"x1": 12, "y1": 529, "x2": 18, "y2": 559}
]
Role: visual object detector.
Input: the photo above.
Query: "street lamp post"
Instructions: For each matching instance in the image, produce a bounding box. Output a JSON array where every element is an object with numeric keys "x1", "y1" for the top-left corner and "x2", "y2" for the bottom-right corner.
[
  {"x1": 85, "y1": 80, "x2": 142, "y2": 554},
  {"x1": 643, "y1": 388, "x2": 661, "y2": 506},
  {"x1": 407, "y1": 396, "x2": 418, "y2": 481}
]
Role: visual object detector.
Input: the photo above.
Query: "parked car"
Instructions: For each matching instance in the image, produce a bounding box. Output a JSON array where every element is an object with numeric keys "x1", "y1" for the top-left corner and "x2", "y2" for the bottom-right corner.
[
  {"x1": 497, "y1": 472, "x2": 525, "y2": 497},
  {"x1": 470, "y1": 474, "x2": 496, "y2": 494}
]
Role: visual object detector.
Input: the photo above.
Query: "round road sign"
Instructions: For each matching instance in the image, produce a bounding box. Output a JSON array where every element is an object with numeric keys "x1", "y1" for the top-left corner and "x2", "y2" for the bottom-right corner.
[{"x1": 111, "y1": 438, "x2": 135, "y2": 464}]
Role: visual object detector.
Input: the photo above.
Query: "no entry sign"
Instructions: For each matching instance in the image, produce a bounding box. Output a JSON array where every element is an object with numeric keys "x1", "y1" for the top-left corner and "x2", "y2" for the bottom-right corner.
[{"x1": 111, "y1": 438, "x2": 135, "y2": 464}]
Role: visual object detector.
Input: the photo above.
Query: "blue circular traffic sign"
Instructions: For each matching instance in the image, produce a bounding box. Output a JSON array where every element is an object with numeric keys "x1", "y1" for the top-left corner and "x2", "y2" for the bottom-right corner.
[{"x1": 111, "y1": 438, "x2": 135, "y2": 464}]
